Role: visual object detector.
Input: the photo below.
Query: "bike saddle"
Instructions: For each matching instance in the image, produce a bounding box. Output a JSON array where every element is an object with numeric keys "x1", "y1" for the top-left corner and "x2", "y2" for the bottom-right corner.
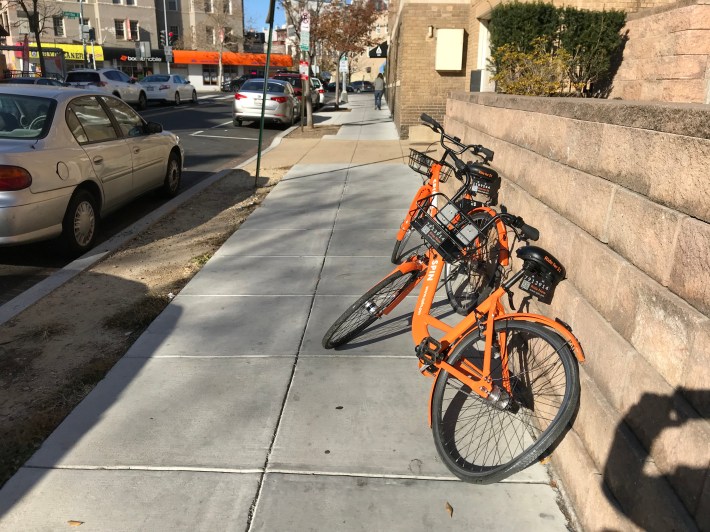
[{"x1": 516, "y1": 246, "x2": 566, "y2": 282}]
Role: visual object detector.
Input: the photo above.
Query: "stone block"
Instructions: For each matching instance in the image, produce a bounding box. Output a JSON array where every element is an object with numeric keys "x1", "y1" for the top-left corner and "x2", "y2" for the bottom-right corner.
[
  {"x1": 610, "y1": 263, "x2": 705, "y2": 388},
  {"x1": 674, "y1": 29, "x2": 710, "y2": 55},
  {"x1": 607, "y1": 188, "x2": 682, "y2": 285},
  {"x1": 562, "y1": 170, "x2": 616, "y2": 243},
  {"x1": 646, "y1": 135, "x2": 710, "y2": 221},
  {"x1": 571, "y1": 298, "x2": 635, "y2": 411},
  {"x1": 681, "y1": 320, "x2": 710, "y2": 418},
  {"x1": 598, "y1": 124, "x2": 653, "y2": 196},
  {"x1": 562, "y1": 118, "x2": 605, "y2": 178},
  {"x1": 639, "y1": 80, "x2": 665, "y2": 101},
  {"x1": 669, "y1": 217, "x2": 710, "y2": 315},
  {"x1": 551, "y1": 429, "x2": 640, "y2": 532},
  {"x1": 534, "y1": 113, "x2": 568, "y2": 162},
  {"x1": 574, "y1": 371, "x2": 623, "y2": 470},
  {"x1": 661, "y1": 79, "x2": 707, "y2": 103}
]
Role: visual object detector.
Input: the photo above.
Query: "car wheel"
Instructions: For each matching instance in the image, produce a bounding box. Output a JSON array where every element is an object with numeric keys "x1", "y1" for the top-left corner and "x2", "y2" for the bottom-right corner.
[
  {"x1": 162, "y1": 152, "x2": 181, "y2": 198},
  {"x1": 174, "y1": 92, "x2": 181, "y2": 105},
  {"x1": 234, "y1": 117, "x2": 242, "y2": 127},
  {"x1": 137, "y1": 91, "x2": 147, "y2": 110},
  {"x1": 191, "y1": 90, "x2": 198, "y2": 104},
  {"x1": 62, "y1": 189, "x2": 98, "y2": 256}
]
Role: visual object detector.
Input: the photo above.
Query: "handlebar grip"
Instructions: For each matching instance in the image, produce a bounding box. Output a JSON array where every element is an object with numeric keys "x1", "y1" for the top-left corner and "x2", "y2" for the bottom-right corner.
[
  {"x1": 420, "y1": 113, "x2": 442, "y2": 131},
  {"x1": 479, "y1": 147, "x2": 494, "y2": 162},
  {"x1": 521, "y1": 224, "x2": 539, "y2": 241}
]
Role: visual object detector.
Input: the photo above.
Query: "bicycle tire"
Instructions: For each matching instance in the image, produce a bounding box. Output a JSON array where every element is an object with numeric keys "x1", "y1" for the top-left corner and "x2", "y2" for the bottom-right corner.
[
  {"x1": 431, "y1": 319, "x2": 580, "y2": 484},
  {"x1": 322, "y1": 269, "x2": 420, "y2": 349},
  {"x1": 390, "y1": 228, "x2": 414, "y2": 264},
  {"x1": 444, "y1": 211, "x2": 502, "y2": 315}
]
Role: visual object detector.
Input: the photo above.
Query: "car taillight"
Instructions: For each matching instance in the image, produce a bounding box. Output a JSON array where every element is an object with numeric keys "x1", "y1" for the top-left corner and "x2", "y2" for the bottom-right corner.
[
  {"x1": 235, "y1": 93, "x2": 247, "y2": 100},
  {"x1": 271, "y1": 96, "x2": 288, "y2": 103},
  {"x1": 0, "y1": 166, "x2": 32, "y2": 191},
  {"x1": 318, "y1": 89, "x2": 324, "y2": 94}
]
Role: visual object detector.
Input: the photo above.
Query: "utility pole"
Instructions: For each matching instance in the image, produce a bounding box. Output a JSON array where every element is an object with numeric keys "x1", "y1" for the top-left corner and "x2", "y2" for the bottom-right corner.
[
  {"x1": 79, "y1": 0, "x2": 87, "y2": 68},
  {"x1": 162, "y1": 0, "x2": 171, "y2": 73}
]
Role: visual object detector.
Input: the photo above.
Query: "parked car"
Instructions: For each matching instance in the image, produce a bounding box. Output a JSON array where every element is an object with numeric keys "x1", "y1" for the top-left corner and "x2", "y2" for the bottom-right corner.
[
  {"x1": 222, "y1": 73, "x2": 259, "y2": 92},
  {"x1": 0, "y1": 77, "x2": 65, "y2": 87},
  {"x1": 310, "y1": 78, "x2": 332, "y2": 109},
  {"x1": 139, "y1": 74, "x2": 197, "y2": 105},
  {"x1": 272, "y1": 72, "x2": 320, "y2": 110},
  {"x1": 326, "y1": 82, "x2": 354, "y2": 93},
  {"x1": 0, "y1": 86, "x2": 183, "y2": 254},
  {"x1": 65, "y1": 68, "x2": 147, "y2": 109},
  {"x1": 233, "y1": 78, "x2": 300, "y2": 127},
  {"x1": 351, "y1": 80, "x2": 375, "y2": 93}
]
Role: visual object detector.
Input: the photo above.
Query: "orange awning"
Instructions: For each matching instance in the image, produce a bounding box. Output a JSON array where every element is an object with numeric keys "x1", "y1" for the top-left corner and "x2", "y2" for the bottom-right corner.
[{"x1": 172, "y1": 50, "x2": 293, "y2": 67}]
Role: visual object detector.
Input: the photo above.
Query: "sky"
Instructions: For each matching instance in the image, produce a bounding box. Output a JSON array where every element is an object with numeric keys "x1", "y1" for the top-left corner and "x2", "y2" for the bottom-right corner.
[{"x1": 243, "y1": 0, "x2": 287, "y2": 30}]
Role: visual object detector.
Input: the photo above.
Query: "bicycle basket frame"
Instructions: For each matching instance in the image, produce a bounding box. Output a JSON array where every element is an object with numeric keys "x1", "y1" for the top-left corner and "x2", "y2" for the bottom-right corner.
[
  {"x1": 408, "y1": 149, "x2": 453, "y2": 182},
  {"x1": 410, "y1": 193, "x2": 486, "y2": 263}
]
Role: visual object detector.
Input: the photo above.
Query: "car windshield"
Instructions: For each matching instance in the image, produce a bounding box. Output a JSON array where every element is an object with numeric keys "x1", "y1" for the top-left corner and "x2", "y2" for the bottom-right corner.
[
  {"x1": 241, "y1": 80, "x2": 286, "y2": 93},
  {"x1": 0, "y1": 94, "x2": 55, "y2": 139},
  {"x1": 143, "y1": 75, "x2": 171, "y2": 83},
  {"x1": 66, "y1": 72, "x2": 100, "y2": 83}
]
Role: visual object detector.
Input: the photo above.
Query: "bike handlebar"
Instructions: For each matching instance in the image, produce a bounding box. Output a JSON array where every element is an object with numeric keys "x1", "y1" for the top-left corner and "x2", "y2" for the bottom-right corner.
[{"x1": 420, "y1": 113, "x2": 494, "y2": 165}]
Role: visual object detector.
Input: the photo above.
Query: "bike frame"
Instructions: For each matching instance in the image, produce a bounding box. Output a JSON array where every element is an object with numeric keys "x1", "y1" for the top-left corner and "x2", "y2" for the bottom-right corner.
[{"x1": 383, "y1": 245, "x2": 586, "y2": 426}]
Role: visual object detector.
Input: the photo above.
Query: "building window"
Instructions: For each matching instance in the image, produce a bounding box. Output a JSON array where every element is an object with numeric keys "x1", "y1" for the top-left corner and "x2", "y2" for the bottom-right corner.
[
  {"x1": 114, "y1": 19, "x2": 125, "y2": 39},
  {"x1": 202, "y1": 65, "x2": 217, "y2": 85},
  {"x1": 206, "y1": 26, "x2": 214, "y2": 44},
  {"x1": 168, "y1": 0, "x2": 177, "y2": 10},
  {"x1": 222, "y1": 0, "x2": 231, "y2": 14},
  {"x1": 53, "y1": 17, "x2": 64, "y2": 37},
  {"x1": 204, "y1": 0, "x2": 212, "y2": 12},
  {"x1": 126, "y1": 0, "x2": 136, "y2": 4},
  {"x1": 129, "y1": 20, "x2": 139, "y2": 40},
  {"x1": 112, "y1": 0, "x2": 121, "y2": 4}
]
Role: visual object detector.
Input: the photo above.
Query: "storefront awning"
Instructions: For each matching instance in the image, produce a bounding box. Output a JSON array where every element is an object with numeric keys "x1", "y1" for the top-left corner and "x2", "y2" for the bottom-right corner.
[{"x1": 173, "y1": 50, "x2": 293, "y2": 67}]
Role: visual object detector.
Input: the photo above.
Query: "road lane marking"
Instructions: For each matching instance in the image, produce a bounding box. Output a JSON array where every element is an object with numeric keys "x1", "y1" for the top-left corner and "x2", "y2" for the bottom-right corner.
[{"x1": 190, "y1": 133, "x2": 258, "y2": 140}]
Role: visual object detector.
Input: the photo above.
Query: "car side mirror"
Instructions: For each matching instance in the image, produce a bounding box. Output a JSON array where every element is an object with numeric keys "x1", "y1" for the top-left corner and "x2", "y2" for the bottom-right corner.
[{"x1": 145, "y1": 121, "x2": 163, "y2": 134}]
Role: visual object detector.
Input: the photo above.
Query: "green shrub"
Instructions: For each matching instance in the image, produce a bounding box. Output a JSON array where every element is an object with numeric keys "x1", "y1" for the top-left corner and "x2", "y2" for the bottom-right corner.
[{"x1": 488, "y1": 1, "x2": 626, "y2": 97}]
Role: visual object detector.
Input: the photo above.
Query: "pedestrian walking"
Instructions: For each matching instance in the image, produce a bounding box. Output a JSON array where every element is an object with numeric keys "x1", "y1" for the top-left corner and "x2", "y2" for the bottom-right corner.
[{"x1": 374, "y1": 73, "x2": 385, "y2": 110}]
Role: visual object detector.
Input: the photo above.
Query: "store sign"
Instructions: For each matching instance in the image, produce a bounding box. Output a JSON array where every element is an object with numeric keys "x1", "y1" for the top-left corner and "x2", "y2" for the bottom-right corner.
[
  {"x1": 26, "y1": 43, "x2": 104, "y2": 61},
  {"x1": 120, "y1": 55, "x2": 162, "y2": 62}
]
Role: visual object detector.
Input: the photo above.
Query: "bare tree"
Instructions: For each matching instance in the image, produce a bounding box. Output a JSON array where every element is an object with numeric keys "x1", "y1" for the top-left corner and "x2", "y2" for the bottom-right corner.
[
  {"x1": 190, "y1": 0, "x2": 243, "y2": 88},
  {"x1": 7, "y1": 0, "x2": 62, "y2": 75}
]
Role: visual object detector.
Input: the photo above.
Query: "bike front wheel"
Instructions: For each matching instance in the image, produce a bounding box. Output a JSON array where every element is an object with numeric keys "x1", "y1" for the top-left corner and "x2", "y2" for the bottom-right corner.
[
  {"x1": 390, "y1": 227, "x2": 414, "y2": 264},
  {"x1": 444, "y1": 211, "x2": 502, "y2": 315},
  {"x1": 431, "y1": 319, "x2": 580, "y2": 484},
  {"x1": 322, "y1": 269, "x2": 420, "y2": 349}
]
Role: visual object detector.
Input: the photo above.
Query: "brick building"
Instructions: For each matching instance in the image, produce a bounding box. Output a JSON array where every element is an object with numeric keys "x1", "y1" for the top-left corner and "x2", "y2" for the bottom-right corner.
[{"x1": 386, "y1": 0, "x2": 684, "y2": 138}]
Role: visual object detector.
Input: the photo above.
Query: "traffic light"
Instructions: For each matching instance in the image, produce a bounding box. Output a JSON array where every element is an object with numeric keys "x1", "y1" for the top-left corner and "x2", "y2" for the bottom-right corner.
[
  {"x1": 159, "y1": 29, "x2": 166, "y2": 47},
  {"x1": 88, "y1": 28, "x2": 96, "y2": 42},
  {"x1": 168, "y1": 32, "x2": 176, "y2": 46}
]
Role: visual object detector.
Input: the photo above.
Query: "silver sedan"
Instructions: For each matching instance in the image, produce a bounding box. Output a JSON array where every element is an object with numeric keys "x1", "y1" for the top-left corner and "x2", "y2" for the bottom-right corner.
[
  {"x1": 0, "y1": 86, "x2": 184, "y2": 255},
  {"x1": 140, "y1": 74, "x2": 198, "y2": 105},
  {"x1": 233, "y1": 78, "x2": 300, "y2": 127}
]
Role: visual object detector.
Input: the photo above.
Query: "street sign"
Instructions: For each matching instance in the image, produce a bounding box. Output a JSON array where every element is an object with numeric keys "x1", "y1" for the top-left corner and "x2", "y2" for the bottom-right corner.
[
  {"x1": 339, "y1": 56, "x2": 348, "y2": 73},
  {"x1": 63, "y1": 11, "x2": 80, "y2": 18},
  {"x1": 299, "y1": 31, "x2": 310, "y2": 51},
  {"x1": 299, "y1": 60, "x2": 309, "y2": 80}
]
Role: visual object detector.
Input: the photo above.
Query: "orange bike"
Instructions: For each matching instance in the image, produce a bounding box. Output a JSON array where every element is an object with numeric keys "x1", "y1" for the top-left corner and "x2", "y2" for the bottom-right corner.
[
  {"x1": 323, "y1": 160, "x2": 584, "y2": 484},
  {"x1": 395, "y1": 114, "x2": 508, "y2": 316}
]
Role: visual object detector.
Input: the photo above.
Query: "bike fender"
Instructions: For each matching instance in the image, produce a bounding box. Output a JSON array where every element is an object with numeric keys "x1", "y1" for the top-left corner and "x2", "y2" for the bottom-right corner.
[{"x1": 494, "y1": 314, "x2": 586, "y2": 363}]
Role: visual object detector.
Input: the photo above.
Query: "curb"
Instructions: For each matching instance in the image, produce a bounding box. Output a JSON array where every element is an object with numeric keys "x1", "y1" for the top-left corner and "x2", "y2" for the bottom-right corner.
[{"x1": 0, "y1": 127, "x2": 296, "y2": 327}]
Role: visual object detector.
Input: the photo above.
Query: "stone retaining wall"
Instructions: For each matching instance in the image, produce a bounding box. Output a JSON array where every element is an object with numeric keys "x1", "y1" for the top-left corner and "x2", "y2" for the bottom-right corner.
[{"x1": 444, "y1": 92, "x2": 709, "y2": 531}]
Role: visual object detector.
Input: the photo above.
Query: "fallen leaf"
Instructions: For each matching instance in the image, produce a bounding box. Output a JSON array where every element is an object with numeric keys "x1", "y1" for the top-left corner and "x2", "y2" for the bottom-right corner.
[
  {"x1": 539, "y1": 455, "x2": 552, "y2": 464},
  {"x1": 445, "y1": 501, "x2": 453, "y2": 518},
  {"x1": 67, "y1": 520, "x2": 84, "y2": 527}
]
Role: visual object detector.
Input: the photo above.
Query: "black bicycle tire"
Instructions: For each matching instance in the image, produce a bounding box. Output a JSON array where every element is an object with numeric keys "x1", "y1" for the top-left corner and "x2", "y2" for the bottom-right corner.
[
  {"x1": 431, "y1": 319, "x2": 580, "y2": 484},
  {"x1": 322, "y1": 269, "x2": 420, "y2": 349},
  {"x1": 390, "y1": 227, "x2": 414, "y2": 264},
  {"x1": 444, "y1": 211, "x2": 502, "y2": 315}
]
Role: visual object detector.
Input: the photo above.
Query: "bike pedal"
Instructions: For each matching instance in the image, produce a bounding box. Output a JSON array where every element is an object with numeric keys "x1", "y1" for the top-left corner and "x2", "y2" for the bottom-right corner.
[{"x1": 416, "y1": 337, "x2": 444, "y2": 367}]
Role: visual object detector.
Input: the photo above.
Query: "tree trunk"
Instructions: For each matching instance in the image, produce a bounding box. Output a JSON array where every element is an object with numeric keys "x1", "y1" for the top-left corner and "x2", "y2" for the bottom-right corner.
[{"x1": 33, "y1": 29, "x2": 46, "y2": 75}]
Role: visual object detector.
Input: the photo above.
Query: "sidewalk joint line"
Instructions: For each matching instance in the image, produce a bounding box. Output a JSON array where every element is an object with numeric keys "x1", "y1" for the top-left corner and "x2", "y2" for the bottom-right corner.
[{"x1": 24, "y1": 465, "x2": 264, "y2": 474}]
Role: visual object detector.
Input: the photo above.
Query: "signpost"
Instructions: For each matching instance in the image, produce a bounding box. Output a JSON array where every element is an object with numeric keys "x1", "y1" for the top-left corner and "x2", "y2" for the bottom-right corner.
[
  {"x1": 299, "y1": 11, "x2": 310, "y2": 52},
  {"x1": 63, "y1": 11, "x2": 80, "y2": 18}
]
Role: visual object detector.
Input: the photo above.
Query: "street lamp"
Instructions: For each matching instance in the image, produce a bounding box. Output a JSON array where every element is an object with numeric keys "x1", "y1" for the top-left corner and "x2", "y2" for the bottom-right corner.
[{"x1": 162, "y1": 0, "x2": 171, "y2": 73}]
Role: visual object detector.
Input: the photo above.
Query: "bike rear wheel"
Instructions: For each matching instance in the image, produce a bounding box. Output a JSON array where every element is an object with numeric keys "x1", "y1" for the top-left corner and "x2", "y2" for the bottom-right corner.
[
  {"x1": 444, "y1": 211, "x2": 502, "y2": 315},
  {"x1": 322, "y1": 269, "x2": 420, "y2": 349},
  {"x1": 431, "y1": 320, "x2": 579, "y2": 484}
]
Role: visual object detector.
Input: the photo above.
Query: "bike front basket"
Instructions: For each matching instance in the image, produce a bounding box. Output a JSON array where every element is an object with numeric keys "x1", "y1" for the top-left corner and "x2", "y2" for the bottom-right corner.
[
  {"x1": 410, "y1": 193, "x2": 485, "y2": 263},
  {"x1": 408, "y1": 149, "x2": 453, "y2": 182}
]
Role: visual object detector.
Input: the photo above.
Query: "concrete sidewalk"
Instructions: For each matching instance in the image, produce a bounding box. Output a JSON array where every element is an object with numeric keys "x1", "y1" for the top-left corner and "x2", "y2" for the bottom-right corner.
[{"x1": 0, "y1": 94, "x2": 575, "y2": 531}]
